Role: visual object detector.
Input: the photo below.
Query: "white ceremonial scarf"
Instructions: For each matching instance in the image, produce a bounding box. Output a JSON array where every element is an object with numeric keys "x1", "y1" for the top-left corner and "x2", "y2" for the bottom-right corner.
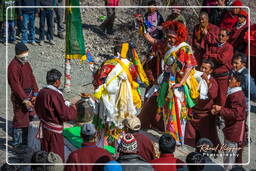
[
  {"x1": 227, "y1": 86, "x2": 242, "y2": 96},
  {"x1": 194, "y1": 71, "x2": 211, "y2": 100},
  {"x1": 45, "y1": 85, "x2": 71, "y2": 107}
]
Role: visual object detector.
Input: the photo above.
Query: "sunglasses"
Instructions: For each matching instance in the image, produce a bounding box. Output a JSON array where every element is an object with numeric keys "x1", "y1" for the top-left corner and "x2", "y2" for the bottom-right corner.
[{"x1": 218, "y1": 34, "x2": 227, "y2": 37}]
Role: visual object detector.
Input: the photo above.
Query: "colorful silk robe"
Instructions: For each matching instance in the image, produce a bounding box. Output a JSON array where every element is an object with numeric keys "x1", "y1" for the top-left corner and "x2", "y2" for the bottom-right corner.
[{"x1": 156, "y1": 42, "x2": 197, "y2": 145}]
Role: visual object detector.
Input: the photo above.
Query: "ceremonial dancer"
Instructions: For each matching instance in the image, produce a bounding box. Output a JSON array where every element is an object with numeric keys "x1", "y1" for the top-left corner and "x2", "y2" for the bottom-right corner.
[
  {"x1": 140, "y1": 21, "x2": 198, "y2": 145},
  {"x1": 93, "y1": 43, "x2": 148, "y2": 145}
]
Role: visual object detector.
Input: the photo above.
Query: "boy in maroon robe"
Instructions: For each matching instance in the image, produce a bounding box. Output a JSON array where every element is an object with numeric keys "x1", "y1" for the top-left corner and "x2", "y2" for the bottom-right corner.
[
  {"x1": 192, "y1": 12, "x2": 219, "y2": 64},
  {"x1": 229, "y1": 10, "x2": 248, "y2": 54},
  {"x1": 203, "y1": 28, "x2": 233, "y2": 106},
  {"x1": 123, "y1": 116, "x2": 156, "y2": 161},
  {"x1": 211, "y1": 73, "x2": 246, "y2": 169},
  {"x1": 35, "y1": 69, "x2": 77, "y2": 161},
  {"x1": 185, "y1": 59, "x2": 220, "y2": 148},
  {"x1": 8, "y1": 42, "x2": 39, "y2": 147},
  {"x1": 65, "y1": 123, "x2": 112, "y2": 171}
]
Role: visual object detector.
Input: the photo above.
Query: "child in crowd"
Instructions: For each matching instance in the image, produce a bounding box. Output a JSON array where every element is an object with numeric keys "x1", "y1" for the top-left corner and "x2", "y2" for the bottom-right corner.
[{"x1": 211, "y1": 73, "x2": 246, "y2": 170}]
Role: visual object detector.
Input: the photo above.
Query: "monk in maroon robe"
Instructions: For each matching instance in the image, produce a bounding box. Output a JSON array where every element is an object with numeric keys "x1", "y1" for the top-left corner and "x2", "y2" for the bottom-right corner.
[
  {"x1": 203, "y1": 28, "x2": 233, "y2": 106},
  {"x1": 65, "y1": 123, "x2": 112, "y2": 171},
  {"x1": 35, "y1": 69, "x2": 77, "y2": 161},
  {"x1": 185, "y1": 59, "x2": 220, "y2": 148},
  {"x1": 8, "y1": 42, "x2": 38, "y2": 147},
  {"x1": 229, "y1": 10, "x2": 248, "y2": 54},
  {"x1": 123, "y1": 116, "x2": 156, "y2": 161},
  {"x1": 212, "y1": 73, "x2": 246, "y2": 168},
  {"x1": 192, "y1": 12, "x2": 219, "y2": 64}
]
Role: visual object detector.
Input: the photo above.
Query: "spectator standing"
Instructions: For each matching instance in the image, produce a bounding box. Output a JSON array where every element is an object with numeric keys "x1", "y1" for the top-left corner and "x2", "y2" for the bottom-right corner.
[
  {"x1": 16, "y1": 0, "x2": 39, "y2": 45},
  {"x1": 211, "y1": 73, "x2": 247, "y2": 169},
  {"x1": 100, "y1": 0, "x2": 119, "y2": 35},
  {"x1": 39, "y1": 0, "x2": 56, "y2": 45},
  {"x1": 35, "y1": 69, "x2": 77, "y2": 161},
  {"x1": 229, "y1": 10, "x2": 248, "y2": 54},
  {"x1": 8, "y1": 42, "x2": 39, "y2": 148},
  {"x1": 166, "y1": 8, "x2": 186, "y2": 26},
  {"x1": 186, "y1": 152, "x2": 205, "y2": 171},
  {"x1": 54, "y1": 0, "x2": 65, "y2": 39},
  {"x1": 203, "y1": 28, "x2": 233, "y2": 106},
  {"x1": 208, "y1": 0, "x2": 226, "y2": 26},
  {"x1": 185, "y1": 59, "x2": 220, "y2": 148},
  {"x1": 2, "y1": 0, "x2": 17, "y2": 44},
  {"x1": 192, "y1": 12, "x2": 219, "y2": 64}
]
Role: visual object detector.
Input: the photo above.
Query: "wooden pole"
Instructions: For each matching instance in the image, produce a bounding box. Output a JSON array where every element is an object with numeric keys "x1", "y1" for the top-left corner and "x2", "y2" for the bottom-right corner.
[{"x1": 64, "y1": 58, "x2": 71, "y2": 92}]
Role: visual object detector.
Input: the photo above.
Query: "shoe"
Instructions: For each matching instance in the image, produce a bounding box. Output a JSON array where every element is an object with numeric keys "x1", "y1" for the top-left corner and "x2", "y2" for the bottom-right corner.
[
  {"x1": 39, "y1": 41, "x2": 44, "y2": 46},
  {"x1": 58, "y1": 33, "x2": 65, "y2": 39},
  {"x1": 49, "y1": 40, "x2": 55, "y2": 45},
  {"x1": 31, "y1": 41, "x2": 37, "y2": 46}
]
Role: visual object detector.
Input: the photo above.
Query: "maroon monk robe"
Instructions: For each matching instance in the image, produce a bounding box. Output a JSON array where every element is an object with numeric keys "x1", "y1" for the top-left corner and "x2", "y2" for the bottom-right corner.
[
  {"x1": 150, "y1": 154, "x2": 184, "y2": 171},
  {"x1": 219, "y1": 89, "x2": 246, "y2": 163},
  {"x1": 35, "y1": 88, "x2": 77, "y2": 161},
  {"x1": 65, "y1": 142, "x2": 113, "y2": 171},
  {"x1": 229, "y1": 22, "x2": 248, "y2": 54},
  {"x1": 192, "y1": 23, "x2": 219, "y2": 64},
  {"x1": 133, "y1": 132, "x2": 155, "y2": 161},
  {"x1": 185, "y1": 77, "x2": 220, "y2": 148},
  {"x1": 204, "y1": 42, "x2": 233, "y2": 106},
  {"x1": 8, "y1": 58, "x2": 38, "y2": 128},
  {"x1": 220, "y1": 11, "x2": 238, "y2": 30}
]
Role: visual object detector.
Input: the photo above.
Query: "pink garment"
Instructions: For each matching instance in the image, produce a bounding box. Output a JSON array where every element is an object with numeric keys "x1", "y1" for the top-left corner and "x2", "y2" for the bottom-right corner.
[{"x1": 106, "y1": 0, "x2": 119, "y2": 6}]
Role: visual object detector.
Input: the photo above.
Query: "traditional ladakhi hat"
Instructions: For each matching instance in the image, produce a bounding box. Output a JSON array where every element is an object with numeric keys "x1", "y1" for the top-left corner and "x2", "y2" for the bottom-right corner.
[
  {"x1": 232, "y1": 0, "x2": 243, "y2": 6},
  {"x1": 124, "y1": 116, "x2": 141, "y2": 131},
  {"x1": 119, "y1": 133, "x2": 138, "y2": 154}
]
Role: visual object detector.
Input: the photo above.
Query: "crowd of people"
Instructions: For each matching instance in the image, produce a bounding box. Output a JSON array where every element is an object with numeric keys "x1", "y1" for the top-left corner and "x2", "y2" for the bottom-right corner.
[
  {"x1": 0, "y1": 0, "x2": 65, "y2": 45},
  {"x1": 3, "y1": 0, "x2": 256, "y2": 170}
]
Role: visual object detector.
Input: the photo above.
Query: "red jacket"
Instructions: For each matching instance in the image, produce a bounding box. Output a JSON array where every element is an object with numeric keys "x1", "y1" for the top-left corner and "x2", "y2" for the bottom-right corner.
[
  {"x1": 8, "y1": 58, "x2": 38, "y2": 128},
  {"x1": 229, "y1": 21, "x2": 248, "y2": 53},
  {"x1": 106, "y1": 0, "x2": 119, "y2": 6},
  {"x1": 220, "y1": 89, "x2": 246, "y2": 144},
  {"x1": 150, "y1": 154, "x2": 184, "y2": 171},
  {"x1": 133, "y1": 132, "x2": 155, "y2": 161},
  {"x1": 65, "y1": 142, "x2": 113, "y2": 171},
  {"x1": 204, "y1": 42, "x2": 233, "y2": 75},
  {"x1": 220, "y1": 11, "x2": 238, "y2": 29},
  {"x1": 192, "y1": 23, "x2": 219, "y2": 63}
]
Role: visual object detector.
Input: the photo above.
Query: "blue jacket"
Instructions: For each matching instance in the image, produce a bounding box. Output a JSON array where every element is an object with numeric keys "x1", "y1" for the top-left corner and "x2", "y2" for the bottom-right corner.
[
  {"x1": 16, "y1": 0, "x2": 39, "y2": 15},
  {"x1": 231, "y1": 68, "x2": 256, "y2": 102}
]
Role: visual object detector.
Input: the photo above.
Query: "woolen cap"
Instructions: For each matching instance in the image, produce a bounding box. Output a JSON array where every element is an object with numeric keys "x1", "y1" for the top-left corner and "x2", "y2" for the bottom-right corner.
[
  {"x1": 81, "y1": 123, "x2": 96, "y2": 136},
  {"x1": 239, "y1": 10, "x2": 248, "y2": 17},
  {"x1": 15, "y1": 42, "x2": 28, "y2": 55},
  {"x1": 119, "y1": 133, "x2": 138, "y2": 154}
]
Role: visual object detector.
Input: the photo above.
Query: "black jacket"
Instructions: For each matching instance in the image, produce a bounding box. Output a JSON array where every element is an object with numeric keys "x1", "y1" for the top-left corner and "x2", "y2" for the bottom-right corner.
[
  {"x1": 117, "y1": 154, "x2": 154, "y2": 171},
  {"x1": 16, "y1": 0, "x2": 39, "y2": 15},
  {"x1": 39, "y1": 0, "x2": 55, "y2": 6}
]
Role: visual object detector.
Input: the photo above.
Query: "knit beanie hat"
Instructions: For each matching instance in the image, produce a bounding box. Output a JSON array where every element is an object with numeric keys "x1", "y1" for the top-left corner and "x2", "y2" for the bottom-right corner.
[
  {"x1": 46, "y1": 152, "x2": 64, "y2": 171},
  {"x1": 239, "y1": 10, "x2": 248, "y2": 18},
  {"x1": 104, "y1": 161, "x2": 122, "y2": 171},
  {"x1": 119, "y1": 133, "x2": 138, "y2": 154},
  {"x1": 15, "y1": 42, "x2": 28, "y2": 56}
]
